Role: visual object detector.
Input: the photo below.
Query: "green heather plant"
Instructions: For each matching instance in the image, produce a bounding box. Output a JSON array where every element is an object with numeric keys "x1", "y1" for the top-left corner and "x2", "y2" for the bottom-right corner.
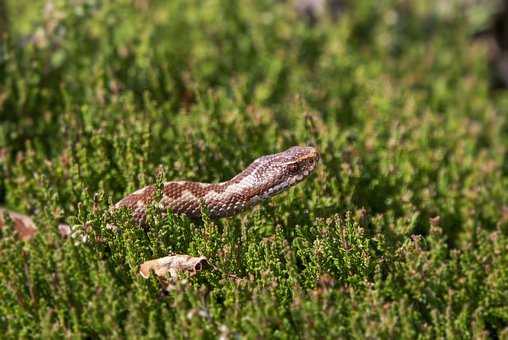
[{"x1": 1, "y1": 0, "x2": 508, "y2": 338}]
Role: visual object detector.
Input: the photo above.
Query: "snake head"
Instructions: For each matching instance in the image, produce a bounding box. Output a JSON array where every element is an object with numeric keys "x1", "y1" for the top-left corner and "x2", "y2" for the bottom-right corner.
[
  {"x1": 250, "y1": 145, "x2": 319, "y2": 198},
  {"x1": 279, "y1": 145, "x2": 319, "y2": 177}
]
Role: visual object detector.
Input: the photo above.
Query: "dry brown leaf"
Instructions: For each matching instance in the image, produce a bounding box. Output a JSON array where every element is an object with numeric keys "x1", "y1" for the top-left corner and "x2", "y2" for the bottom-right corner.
[
  {"x1": 0, "y1": 208, "x2": 38, "y2": 241},
  {"x1": 139, "y1": 254, "x2": 209, "y2": 279}
]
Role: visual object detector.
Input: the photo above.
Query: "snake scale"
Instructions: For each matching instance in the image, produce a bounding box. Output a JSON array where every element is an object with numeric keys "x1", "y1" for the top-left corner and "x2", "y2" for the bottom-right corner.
[{"x1": 1, "y1": 146, "x2": 319, "y2": 239}]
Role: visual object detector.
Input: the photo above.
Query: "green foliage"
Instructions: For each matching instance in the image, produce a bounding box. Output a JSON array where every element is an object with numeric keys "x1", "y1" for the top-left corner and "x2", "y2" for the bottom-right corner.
[{"x1": 1, "y1": 0, "x2": 508, "y2": 337}]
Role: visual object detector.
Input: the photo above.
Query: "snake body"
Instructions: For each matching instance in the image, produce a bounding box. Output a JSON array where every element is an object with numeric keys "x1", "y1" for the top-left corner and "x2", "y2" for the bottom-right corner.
[{"x1": 114, "y1": 146, "x2": 319, "y2": 222}]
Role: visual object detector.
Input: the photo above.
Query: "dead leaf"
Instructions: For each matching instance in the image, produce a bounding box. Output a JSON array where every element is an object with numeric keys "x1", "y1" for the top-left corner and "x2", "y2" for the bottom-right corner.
[
  {"x1": 0, "y1": 208, "x2": 38, "y2": 241},
  {"x1": 139, "y1": 254, "x2": 209, "y2": 279}
]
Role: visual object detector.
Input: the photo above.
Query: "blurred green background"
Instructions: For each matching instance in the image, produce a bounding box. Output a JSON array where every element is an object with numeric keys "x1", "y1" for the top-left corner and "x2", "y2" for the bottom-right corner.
[{"x1": 1, "y1": 0, "x2": 508, "y2": 338}]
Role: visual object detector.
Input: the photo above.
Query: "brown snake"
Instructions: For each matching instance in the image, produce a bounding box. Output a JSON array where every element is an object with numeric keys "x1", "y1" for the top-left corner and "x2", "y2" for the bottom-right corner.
[
  {"x1": 114, "y1": 146, "x2": 319, "y2": 222},
  {"x1": 1, "y1": 146, "x2": 319, "y2": 239}
]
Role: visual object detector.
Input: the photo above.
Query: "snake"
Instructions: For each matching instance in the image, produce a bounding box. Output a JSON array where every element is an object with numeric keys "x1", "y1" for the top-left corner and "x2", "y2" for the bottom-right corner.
[
  {"x1": 114, "y1": 145, "x2": 319, "y2": 222},
  {"x1": 1, "y1": 146, "x2": 319, "y2": 238}
]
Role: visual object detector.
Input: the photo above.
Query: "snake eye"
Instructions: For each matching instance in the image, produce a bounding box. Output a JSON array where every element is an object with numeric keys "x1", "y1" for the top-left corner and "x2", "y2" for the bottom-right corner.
[{"x1": 287, "y1": 163, "x2": 300, "y2": 174}]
